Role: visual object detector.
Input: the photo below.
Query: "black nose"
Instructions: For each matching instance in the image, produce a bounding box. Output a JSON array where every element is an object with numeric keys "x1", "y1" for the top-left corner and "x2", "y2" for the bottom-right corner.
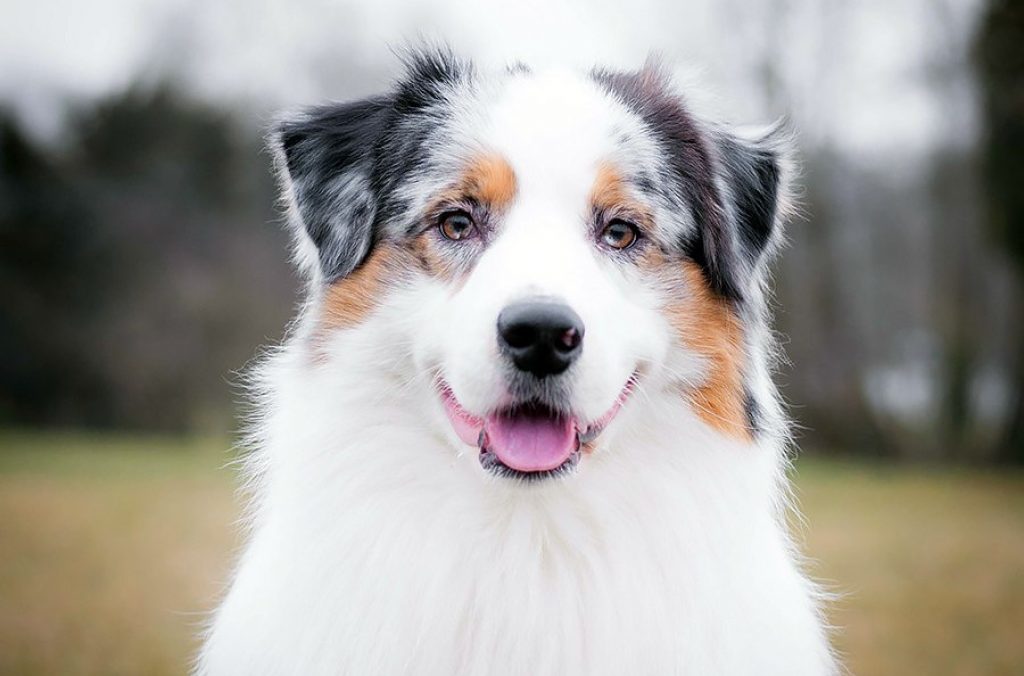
[{"x1": 497, "y1": 301, "x2": 584, "y2": 378}]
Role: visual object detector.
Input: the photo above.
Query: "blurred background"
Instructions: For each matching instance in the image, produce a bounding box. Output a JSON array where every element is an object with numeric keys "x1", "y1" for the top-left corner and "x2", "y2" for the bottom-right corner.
[{"x1": 0, "y1": 0, "x2": 1021, "y2": 674}]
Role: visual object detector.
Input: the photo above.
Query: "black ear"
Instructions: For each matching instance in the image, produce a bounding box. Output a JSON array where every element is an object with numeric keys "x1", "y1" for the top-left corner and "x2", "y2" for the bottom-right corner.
[
  {"x1": 272, "y1": 96, "x2": 392, "y2": 282},
  {"x1": 686, "y1": 126, "x2": 790, "y2": 303},
  {"x1": 271, "y1": 47, "x2": 472, "y2": 283},
  {"x1": 591, "y1": 63, "x2": 790, "y2": 303},
  {"x1": 713, "y1": 126, "x2": 789, "y2": 273}
]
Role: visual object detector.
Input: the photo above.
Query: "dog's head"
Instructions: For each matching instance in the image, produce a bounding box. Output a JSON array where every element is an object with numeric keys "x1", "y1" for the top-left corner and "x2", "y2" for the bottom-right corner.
[{"x1": 273, "y1": 49, "x2": 790, "y2": 482}]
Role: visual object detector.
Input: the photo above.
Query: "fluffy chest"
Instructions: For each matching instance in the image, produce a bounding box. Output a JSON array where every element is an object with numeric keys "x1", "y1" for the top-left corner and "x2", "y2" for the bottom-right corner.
[{"x1": 205, "y1": 434, "x2": 829, "y2": 675}]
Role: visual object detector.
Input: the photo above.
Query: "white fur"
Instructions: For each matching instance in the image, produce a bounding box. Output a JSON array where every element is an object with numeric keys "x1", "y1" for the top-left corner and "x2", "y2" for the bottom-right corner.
[{"x1": 198, "y1": 69, "x2": 836, "y2": 675}]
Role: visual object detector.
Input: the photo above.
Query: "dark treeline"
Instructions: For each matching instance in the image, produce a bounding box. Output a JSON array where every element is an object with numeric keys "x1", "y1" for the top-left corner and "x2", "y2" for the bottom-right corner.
[
  {"x1": 0, "y1": 85, "x2": 296, "y2": 432},
  {"x1": 1, "y1": 2, "x2": 1022, "y2": 460},
  {"x1": 975, "y1": 0, "x2": 1024, "y2": 461}
]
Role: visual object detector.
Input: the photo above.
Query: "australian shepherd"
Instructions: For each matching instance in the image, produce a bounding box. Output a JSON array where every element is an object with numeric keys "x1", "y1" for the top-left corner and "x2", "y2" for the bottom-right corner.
[{"x1": 198, "y1": 49, "x2": 836, "y2": 675}]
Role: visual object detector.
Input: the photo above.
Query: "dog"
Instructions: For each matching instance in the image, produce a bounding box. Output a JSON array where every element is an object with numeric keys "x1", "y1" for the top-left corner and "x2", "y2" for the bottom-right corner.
[{"x1": 198, "y1": 48, "x2": 836, "y2": 675}]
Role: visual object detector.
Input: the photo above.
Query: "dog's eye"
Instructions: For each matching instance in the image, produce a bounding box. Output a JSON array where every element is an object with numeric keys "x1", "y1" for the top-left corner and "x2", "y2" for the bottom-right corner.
[
  {"x1": 439, "y1": 211, "x2": 476, "y2": 241},
  {"x1": 599, "y1": 220, "x2": 639, "y2": 250}
]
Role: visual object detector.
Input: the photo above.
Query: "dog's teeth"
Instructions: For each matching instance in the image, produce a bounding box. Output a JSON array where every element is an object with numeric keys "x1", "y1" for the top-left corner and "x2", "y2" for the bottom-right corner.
[
  {"x1": 477, "y1": 429, "x2": 488, "y2": 449},
  {"x1": 577, "y1": 426, "x2": 599, "y2": 444}
]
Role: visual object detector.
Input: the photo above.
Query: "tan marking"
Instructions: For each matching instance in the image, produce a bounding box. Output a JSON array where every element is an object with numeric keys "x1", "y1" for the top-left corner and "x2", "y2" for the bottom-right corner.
[
  {"x1": 432, "y1": 153, "x2": 518, "y2": 214},
  {"x1": 591, "y1": 162, "x2": 629, "y2": 213},
  {"x1": 413, "y1": 153, "x2": 517, "y2": 284},
  {"x1": 666, "y1": 262, "x2": 751, "y2": 441},
  {"x1": 319, "y1": 246, "x2": 398, "y2": 332},
  {"x1": 589, "y1": 162, "x2": 655, "y2": 230},
  {"x1": 463, "y1": 154, "x2": 517, "y2": 208}
]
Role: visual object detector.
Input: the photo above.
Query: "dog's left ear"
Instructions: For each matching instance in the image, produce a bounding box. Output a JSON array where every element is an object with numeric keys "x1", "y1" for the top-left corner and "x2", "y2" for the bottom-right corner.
[
  {"x1": 707, "y1": 125, "x2": 792, "y2": 299},
  {"x1": 716, "y1": 126, "x2": 788, "y2": 262}
]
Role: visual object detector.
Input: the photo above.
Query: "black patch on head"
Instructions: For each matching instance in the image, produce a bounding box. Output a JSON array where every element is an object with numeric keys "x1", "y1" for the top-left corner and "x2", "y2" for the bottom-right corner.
[
  {"x1": 634, "y1": 171, "x2": 657, "y2": 196},
  {"x1": 592, "y1": 64, "x2": 785, "y2": 303},
  {"x1": 274, "y1": 47, "x2": 471, "y2": 281},
  {"x1": 377, "y1": 48, "x2": 473, "y2": 237},
  {"x1": 392, "y1": 47, "x2": 473, "y2": 115}
]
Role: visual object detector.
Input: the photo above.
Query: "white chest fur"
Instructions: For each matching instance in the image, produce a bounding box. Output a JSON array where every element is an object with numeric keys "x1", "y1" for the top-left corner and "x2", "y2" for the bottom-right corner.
[{"x1": 198, "y1": 361, "x2": 835, "y2": 676}]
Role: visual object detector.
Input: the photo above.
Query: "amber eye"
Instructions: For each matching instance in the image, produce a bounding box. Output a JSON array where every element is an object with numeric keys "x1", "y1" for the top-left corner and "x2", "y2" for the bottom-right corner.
[
  {"x1": 439, "y1": 210, "x2": 476, "y2": 241},
  {"x1": 600, "y1": 219, "x2": 639, "y2": 250}
]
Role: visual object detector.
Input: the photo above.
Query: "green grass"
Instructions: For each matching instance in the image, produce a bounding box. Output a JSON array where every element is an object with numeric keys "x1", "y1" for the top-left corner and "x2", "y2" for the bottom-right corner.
[{"x1": 1, "y1": 432, "x2": 1022, "y2": 675}]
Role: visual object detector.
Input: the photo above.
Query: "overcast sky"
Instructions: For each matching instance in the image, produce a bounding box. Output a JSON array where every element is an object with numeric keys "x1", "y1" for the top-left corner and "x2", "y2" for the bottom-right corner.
[{"x1": 1, "y1": 0, "x2": 982, "y2": 159}]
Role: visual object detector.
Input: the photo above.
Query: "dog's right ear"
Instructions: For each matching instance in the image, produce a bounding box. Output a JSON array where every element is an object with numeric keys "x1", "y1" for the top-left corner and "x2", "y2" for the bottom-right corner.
[{"x1": 271, "y1": 96, "x2": 392, "y2": 282}]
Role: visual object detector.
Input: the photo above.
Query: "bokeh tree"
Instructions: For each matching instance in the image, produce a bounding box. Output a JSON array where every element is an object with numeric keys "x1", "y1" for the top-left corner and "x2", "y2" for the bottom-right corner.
[
  {"x1": 0, "y1": 85, "x2": 296, "y2": 432},
  {"x1": 975, "y1": 0, "x2": 1024, "y2": 462},
  {"x1": 0, "y1": 112, "x2": 110, "y2": 425}
]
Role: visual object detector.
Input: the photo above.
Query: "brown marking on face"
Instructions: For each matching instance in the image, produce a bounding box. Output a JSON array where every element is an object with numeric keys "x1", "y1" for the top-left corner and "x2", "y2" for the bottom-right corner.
[
  {"x1": 465, "y1": 154, "x2": 517, "y2": 208},
  {"x1": 412, "y1": 153, "x2": 517, "y2": 284},
  {"x1": 431, "y1": 153, "x2": 518, "y2": 215},
  {"x1": 591, "y1": 162, "x2": 631, "y2": 214},
  {"x1": 590, "y1": 162, "x2": 655, "y2": 230},
  {"x1": 319, "y1": 245, "x2": 400, "y2": 333},
  {"x1": 666, "y1": 262, "x2": 751, "y2": 441},
  {"x1": 460, "y1": 154, "x2": 516, "y2": 209}
]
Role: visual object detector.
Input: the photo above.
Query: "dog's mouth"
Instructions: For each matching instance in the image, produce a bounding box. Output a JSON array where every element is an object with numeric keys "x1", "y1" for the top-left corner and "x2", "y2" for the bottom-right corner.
[{"x1": 438, "y1": 378, "x2": 635, "y2": 481}]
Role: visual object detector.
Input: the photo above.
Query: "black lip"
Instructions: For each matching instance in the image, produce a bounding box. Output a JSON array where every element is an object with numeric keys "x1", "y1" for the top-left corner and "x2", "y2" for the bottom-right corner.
[{"x1": 478, "y1": 447, "x2": 581, "y2": 482}]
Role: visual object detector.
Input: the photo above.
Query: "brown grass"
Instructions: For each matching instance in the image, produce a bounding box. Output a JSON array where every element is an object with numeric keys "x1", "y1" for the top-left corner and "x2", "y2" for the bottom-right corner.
[
  {"x1": 794, "y1": 460, "x2": 1024, "y2": 676},
  {"x1": 0, "y1": 433, "x2": 239, "y2": 676},
  {"x1": 0, "y1": 432, "x2": 1021, "y2": 675}
]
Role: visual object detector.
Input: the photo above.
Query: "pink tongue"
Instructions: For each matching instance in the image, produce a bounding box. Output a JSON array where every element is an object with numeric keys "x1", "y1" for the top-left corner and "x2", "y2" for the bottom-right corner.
[{"x1": 484, "y1": 409, "x2": 578, "y2": 472}]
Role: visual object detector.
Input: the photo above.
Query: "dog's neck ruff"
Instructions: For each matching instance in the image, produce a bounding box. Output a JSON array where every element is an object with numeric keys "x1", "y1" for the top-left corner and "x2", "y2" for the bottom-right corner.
[{"x1": 197, "y1": 335, "x2": 835, "y2": 676}]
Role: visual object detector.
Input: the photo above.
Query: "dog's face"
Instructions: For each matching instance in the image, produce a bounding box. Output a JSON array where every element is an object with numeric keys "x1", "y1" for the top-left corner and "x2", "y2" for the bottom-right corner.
[{"x1": 276, "y1": 51, "x2": 788, "y2": 482}]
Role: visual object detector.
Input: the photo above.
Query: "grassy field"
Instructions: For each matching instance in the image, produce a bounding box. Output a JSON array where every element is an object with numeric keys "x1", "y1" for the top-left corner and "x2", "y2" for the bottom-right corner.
[{"x1": 0, "y1": 432, "x2": 1022, "y2": 675}]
